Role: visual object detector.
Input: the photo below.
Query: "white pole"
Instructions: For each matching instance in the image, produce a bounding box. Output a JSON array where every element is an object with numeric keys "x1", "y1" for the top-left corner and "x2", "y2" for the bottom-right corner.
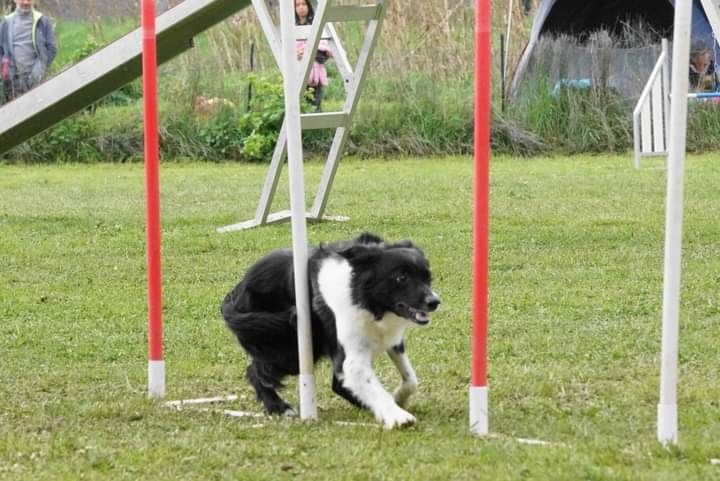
[
  {"x1": 658, "y1": 0, "x2": 692, "y2": 446},
  {"x1": 279, "y1": 0, "x2": 317, "y2": 420}
]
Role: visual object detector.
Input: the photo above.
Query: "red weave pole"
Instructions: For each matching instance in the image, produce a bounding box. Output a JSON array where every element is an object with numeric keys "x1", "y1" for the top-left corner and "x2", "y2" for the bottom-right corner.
[
  {"x1": 142, "y1": 0, "x2": 163, "y2": 363},
  {"x1": 471, "y1": 0, "x2": 491, "y2": 388}
]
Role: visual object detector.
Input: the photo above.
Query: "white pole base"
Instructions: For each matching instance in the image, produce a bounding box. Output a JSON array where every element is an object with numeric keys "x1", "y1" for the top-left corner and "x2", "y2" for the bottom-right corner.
[
  {"x1": 148, "y1": 360, "x2": 165, "y2": 399},
  {"x1": 299, "y1": 374, "x2": 318, "y2": 420},
  {"x1": 469, "y1": 385, "x2": 489, "y2": 435},
  {"x1": 657, "y1": 403, "x2": 678, "y2": 445}
]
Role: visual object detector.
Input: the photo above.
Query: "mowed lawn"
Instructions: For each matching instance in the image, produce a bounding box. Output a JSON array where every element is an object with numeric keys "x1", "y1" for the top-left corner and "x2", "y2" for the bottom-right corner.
[{"x1": 1, "y1": 154, "x2": 719, "y2": 480}]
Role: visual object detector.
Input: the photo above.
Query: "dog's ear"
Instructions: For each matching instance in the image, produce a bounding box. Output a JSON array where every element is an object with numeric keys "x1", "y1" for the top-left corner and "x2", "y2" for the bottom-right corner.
[
  {"x1": 338, "y1": 244, "x2": 381, "y2": 265},
  {"x1": 355, "y1": 232, "x2": 384, "y2": 245},
  {"x1": 389, "y1": 239, "x2": 417, "y2": 250}
]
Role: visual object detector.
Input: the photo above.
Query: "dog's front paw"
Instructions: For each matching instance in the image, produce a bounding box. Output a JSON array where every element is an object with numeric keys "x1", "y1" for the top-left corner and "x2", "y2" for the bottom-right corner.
[
  {"x1": 380, "y1": 405, "x2": 416, "y2": 429},
  {"x1": 393, "y1": 381, "x2": 417, "y2": 408}
]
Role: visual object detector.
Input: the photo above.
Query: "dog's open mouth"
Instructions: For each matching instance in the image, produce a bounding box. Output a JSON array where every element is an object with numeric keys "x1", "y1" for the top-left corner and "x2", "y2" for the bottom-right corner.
[{"x1": 397, "y1": 303, "x2": 431, "y2": 325}]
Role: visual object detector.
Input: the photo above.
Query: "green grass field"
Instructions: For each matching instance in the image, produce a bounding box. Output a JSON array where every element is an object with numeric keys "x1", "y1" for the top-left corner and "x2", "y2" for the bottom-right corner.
[{"x1": 2, "y1": 155, "x2": 719, "y2": 480}]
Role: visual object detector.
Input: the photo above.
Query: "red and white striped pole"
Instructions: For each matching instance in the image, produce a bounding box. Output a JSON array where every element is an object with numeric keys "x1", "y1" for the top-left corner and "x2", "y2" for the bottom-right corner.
[
  {"x1": 142, "y1": 0, "x2": 164, "y2": 398},
  {"x1": 469, "y1": 0, "x2": 491, "y2": 436}
]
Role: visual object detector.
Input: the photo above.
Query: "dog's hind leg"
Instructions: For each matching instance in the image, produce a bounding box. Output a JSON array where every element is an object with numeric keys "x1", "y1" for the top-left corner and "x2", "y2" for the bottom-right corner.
[{"x1": 246, "y1": 361, "x2": 295, "y2": 416}]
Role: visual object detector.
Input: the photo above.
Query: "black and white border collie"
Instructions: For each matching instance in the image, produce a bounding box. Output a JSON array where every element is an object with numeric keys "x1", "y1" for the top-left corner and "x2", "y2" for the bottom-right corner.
[{"x1": 221, "y1": 233, "x2": 440, "y2": 429}]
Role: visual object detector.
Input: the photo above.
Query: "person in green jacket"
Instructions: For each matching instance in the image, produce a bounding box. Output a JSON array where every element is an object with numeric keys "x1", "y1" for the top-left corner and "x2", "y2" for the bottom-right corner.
[{"x1": 0, "y1": 0, "x2": 57, "y2": 102}]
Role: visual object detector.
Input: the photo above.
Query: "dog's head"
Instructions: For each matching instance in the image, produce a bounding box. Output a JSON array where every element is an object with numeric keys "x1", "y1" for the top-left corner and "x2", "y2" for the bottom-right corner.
[{"x1": 343, "y1": 241, "x2": 440, "y2": 325}]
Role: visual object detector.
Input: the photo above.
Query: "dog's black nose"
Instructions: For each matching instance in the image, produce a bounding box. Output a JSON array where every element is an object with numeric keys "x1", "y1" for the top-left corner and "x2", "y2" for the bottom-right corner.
[{"x1": 426, "y1": 294, "x2": 441, "y2": 312}]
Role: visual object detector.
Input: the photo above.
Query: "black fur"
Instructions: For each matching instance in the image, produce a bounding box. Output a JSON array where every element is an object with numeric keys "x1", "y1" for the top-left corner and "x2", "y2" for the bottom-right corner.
[{"x1": 220, "y1": 232, "x2": 439, "y2": 416}]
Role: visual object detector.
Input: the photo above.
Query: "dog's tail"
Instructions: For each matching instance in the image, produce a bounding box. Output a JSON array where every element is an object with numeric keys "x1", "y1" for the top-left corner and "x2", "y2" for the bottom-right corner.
[{"x1": 221, "y1": 300, "x2": 299, "y2": 362}]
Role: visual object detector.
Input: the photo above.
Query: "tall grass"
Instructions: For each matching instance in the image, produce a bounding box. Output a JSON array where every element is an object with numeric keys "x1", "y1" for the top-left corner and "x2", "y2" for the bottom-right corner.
[{"x1": 508, "y1": 77, "x2": 632, "y2": 154}]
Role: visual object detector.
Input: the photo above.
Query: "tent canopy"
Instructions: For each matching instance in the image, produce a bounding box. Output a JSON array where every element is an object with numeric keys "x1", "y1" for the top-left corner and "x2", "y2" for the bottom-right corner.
[
  {"x1": 539, "y1": 0, "x2": 675, "y2": 40},
  {"x1": 511, "y1": 0, "x2": 720, "y2": 97}
]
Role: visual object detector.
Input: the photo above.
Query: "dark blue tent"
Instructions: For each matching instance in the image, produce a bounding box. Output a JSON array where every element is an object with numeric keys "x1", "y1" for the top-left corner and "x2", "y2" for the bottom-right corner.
[{"x1": 511, "y1": 0, "x2": 720, "y2": 96}]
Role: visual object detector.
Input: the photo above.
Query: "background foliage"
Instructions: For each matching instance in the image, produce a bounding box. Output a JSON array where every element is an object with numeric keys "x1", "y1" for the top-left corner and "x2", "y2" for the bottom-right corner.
[{"x1": 2, "y1": 0, "x2": 719, "y2": 162}]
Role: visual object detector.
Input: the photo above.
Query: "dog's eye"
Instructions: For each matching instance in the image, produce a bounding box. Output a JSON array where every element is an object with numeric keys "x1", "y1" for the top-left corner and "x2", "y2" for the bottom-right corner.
[{"x1": 395, "y1": 274, "x2": 407, "y2": 284}]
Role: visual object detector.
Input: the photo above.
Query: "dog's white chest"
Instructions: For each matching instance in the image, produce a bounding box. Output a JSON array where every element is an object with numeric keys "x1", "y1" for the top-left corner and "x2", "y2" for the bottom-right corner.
[
  {"x1": 317, "y1": 257, "x2": 407, "y2": 355},
  {"x1": 358, "y1": 313, "x2": 407, "y2": 352}
]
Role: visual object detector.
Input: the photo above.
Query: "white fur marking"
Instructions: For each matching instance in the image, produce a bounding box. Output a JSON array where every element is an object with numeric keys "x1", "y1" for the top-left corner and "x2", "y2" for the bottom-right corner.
[{"x1": 317, "y1": 256, "x2": 416, "y2": 429}]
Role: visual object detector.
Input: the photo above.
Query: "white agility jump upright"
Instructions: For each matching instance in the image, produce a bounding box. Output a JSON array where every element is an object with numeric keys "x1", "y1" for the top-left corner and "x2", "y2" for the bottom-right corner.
[
  {"x1": 633, "y1": 39, "x2": 670, "y2": 169},
  {"x1": 634, "y1": 0, "x2": 720, "y2": 169},
  {"x1": 218, "y1": 0, "x2": 387, "y2": 233},
  {"x1": 657, "y1": 0, "x2": 694, "y2": 445}
]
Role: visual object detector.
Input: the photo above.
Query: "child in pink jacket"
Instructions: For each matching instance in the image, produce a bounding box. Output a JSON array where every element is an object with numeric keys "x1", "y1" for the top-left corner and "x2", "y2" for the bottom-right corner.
[{"x1": 295, "y1": 0, "x2": 333, "y2": 111}]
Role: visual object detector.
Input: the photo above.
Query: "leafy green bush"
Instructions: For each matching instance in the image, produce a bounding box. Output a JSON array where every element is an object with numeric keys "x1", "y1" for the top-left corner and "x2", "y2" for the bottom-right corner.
[
  {"x1": 199, "y1": 110, "x2": 243, "y2": 159},
  {"x1": 18, "y1": 114, "x2": 98, "y2": 162},
  {"x1": 238, "y1": 74, "x2": 285, "y2": 160}
]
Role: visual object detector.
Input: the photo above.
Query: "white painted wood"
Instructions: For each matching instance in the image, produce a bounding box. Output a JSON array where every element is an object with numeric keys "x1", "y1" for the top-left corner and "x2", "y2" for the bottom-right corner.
[
  {"x1": 220, "y1": 0, "x2": 385, "y2": 231},
  {"x1": 651, "y1": 72, "x2": 665, "y2": 152},
  {"x1": 641, "y1": 97, "x2": 653, "y2": 153},
  {"x1": 301, "y1": 111, "x2": 349, "y2": 129},
  {"x1": 311, "y1": 1, "x2": 387, "y2": 218},
  {"x1": 632, "y1": 44, "x2": 669, "y2": 168},
  {"x1": 251, "y1": 0, "x2": 282, "y2": 67},
  {"x1": 280, "y1": 0, "x2": 317, "y2": 421},
  {"x1": 0, "y1": 0, "x2": 252, "y2": 154},
  {"x1": 658, "y1": 0, "x2": 693, "y2": 446}
]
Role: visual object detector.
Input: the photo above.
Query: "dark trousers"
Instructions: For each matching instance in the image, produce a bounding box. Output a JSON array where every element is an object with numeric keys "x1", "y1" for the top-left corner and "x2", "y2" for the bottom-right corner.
[
  {"x1": 311, "y1": 85, "x2": 324, "y2": 111},
  {"x1": 4, "y1": 72, "x2": 34, "y2": 102}
]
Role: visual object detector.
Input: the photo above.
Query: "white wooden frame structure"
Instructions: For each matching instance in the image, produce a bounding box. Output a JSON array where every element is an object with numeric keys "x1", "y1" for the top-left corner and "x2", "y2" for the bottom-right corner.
[
  {"x1": 634, "y1": 0, "x2": 720, "y2": 169},
  {"x1": 633, "y1": 39, "x2": 670, "y2": 169},
  {"x1": 218, "y1": 0, "x2": 387, "y2": 233},
  {"x1": 657, "y1": 0, "x2": 692, "y2": 446}
]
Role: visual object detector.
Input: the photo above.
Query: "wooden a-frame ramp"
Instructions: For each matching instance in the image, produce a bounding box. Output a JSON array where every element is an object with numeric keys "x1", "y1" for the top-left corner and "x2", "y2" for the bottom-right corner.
[{"x1": 217, "y1": 0, "x2": 386, "y2": 232}]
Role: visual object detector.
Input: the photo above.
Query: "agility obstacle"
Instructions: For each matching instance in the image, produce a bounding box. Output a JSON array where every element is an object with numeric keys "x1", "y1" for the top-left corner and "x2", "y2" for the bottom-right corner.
[
  {"x1": 141, "y1": 0, "x2": 387, "y2": 420},
  {"x1": 633, "y1": 0, "x2": 715, "y2": 444},
  {"x1": 469, "y1": 0, "x2": 491, "y2": 436},
  {"x1": 633, "y1": 39, "x2": 720, "y2": 169},
  {"x1": 278, "y1": 0, "x2": 317, "y2": 420},
  {"x1": 142, "y1": 0, "x2": 165, "y2": 399},
  {"x1": 657, "y1": 0, "x2": 693, "y2": 445},
  {"x1": 138, "y1": 0, "x2": 489, "y2": 429},
  {"x1": 138, "y1": 0, "x2": 701, "y2": 444},
  {"x1": 217, "y1": 1, "x2": 386, "y2": 233}
]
